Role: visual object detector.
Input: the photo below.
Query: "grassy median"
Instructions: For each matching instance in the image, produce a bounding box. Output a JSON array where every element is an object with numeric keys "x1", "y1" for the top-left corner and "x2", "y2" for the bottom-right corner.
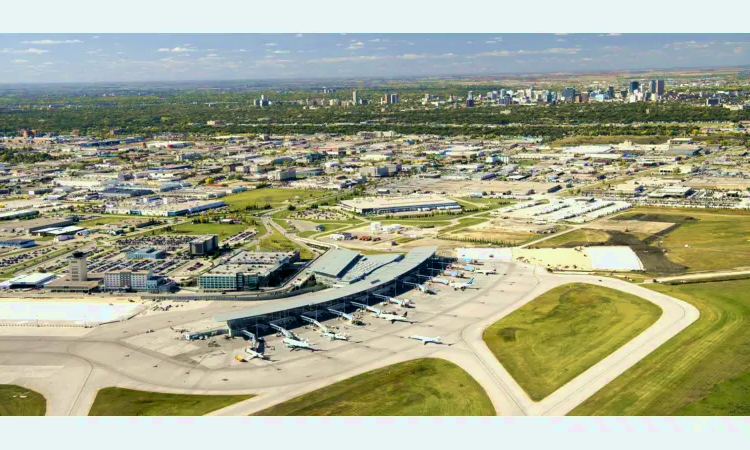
[
  {"x1": 483, "y1": 283, "x2": 662, "y2": 401},
  {"x1": 252, "y1": 358, "x2": 495, "y2": 416},
  {"x1": 88, "y1": 387, "x2": 253, "y2": 416},
  {"x1": 0, "y1": 385, "x2": 46, "y2": 416},
  {"x1": 571, "y1": 279, "x2": 750, "y2": 416}
]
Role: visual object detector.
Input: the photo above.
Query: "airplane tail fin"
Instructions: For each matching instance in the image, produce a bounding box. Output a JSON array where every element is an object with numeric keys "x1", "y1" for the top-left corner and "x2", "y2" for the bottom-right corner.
[
  {"x1": 403, "y1": 311, "x2": 408, "y2": 317},
  {"x1": 468, "y1": 277, "x2": 475, "y2": 284}
]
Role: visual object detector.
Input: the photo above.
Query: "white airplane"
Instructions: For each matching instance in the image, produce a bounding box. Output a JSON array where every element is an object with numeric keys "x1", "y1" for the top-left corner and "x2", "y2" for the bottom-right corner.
[
  {"x1": 476, "y1": 267, "x2": 497, "y2": 275},
  {"x1": 283, "y1": 337, "x2": 316, "y2": 351},
  {"x1": 449, "y1": 277, "x2": 475, "y2": 291},
  {"x1": 381, "y1": 296, "x2": 415, "y2": 308},
  {"x1": 321, "y1": 331, "x2": 349, "y2": 341},
  {"x1": 430, "y1": 277, "x2": 451, "y2": 286},
  {"x1": 375, "y1": 310, "x2": 415, "y2": 324},
  {"x1": 244, "y1": 347, "x2": 269, "y2": 360},
  {"x1": 415, "y1": 283, "x2": 428, "y2": 293},
  {"x1": 351, "y1": 301, "x2": 383, "y2": 315},
  {"x1": 408, "y1": 335, "x2": 444, "y2": 345}
]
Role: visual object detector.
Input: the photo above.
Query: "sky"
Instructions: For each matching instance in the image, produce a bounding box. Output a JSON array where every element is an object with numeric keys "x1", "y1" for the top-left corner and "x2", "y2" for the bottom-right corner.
[{"x1": 0, "y1": 34, "x2": 748, "y2": 84}]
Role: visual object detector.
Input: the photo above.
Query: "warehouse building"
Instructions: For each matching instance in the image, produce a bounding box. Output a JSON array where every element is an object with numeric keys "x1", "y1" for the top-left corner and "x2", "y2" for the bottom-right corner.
[
  {"x1": 0, "y1": 238, "x2": 36, "y2": 248},
  {"x1": 340, "y1": 195, "x2": 461, "y2": 215},
  {"x1": 126, "y1": 247, "x2": 167, "y2": 260},
  {"x1": 213, "y1": 246, "x2": 438, "y2": 336}
]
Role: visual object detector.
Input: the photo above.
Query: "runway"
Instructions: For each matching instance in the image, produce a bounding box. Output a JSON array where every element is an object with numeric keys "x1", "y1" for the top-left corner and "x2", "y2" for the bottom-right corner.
[{"x1": 0, "y1": 261, "x2": 699, "y2": 416}]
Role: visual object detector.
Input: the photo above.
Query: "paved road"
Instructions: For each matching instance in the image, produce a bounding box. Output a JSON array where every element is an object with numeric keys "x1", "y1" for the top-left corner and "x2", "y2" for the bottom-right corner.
[
  {"x1": 654, "y1": 269, "x2": 750, "y2": 283},
  {"x1": 0, "y1": 261, "x2": 699, "y2": 416}
]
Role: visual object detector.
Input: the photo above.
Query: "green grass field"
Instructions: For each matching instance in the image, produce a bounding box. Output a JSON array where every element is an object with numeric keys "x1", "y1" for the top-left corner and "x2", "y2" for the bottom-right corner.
[
  {"x1": 223, "y1": 188, "x2": 328, "y2": 209},
  {"x1": 483, "y1": 283, "x2": 663, "y2": 401},
  {"x1": 533, "y1": 229, "x2": 611, "y2": 248},
  {"x1": 88, "y1": 387, "x2": 253, "y2": 416},
  {"x1": 619, "y1": 209, "x2": 750, "y2": 272},
  {"x1": 251, "y1": 358, "x2": 495, "y2": 416},
  {"x1": 438, "y1": 217, "x2": 489, "y2": 235},
  {"x1": 152, "y1": 222, "x2": 247, "y2": 240},
  {"x1": 0, "y1": 385, "x2": 46, "y2": 416},
  {"x1": 259, "y1": 227, "x2": 315, "y2": 259},
  {"x1": 297, "y1": 223, "x2": 347, "y2": 239},
  {"x1": 571, "y1": 279, "x2": 750, "y2": 416}
]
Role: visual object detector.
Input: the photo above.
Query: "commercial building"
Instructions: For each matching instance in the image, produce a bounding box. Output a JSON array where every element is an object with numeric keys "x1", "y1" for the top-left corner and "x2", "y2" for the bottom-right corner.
[
  {"x1": 126, "y1": 247, "x2": 167, "y2": 260},
  {"x1": 103, "y1": 270, "x2": 173, "y2": 292},
  {"x1": 198, "y1": 250, "x2": 298, "y2": 291},
  {"x1": 101, "y1": 187, "x2": 155, "y2": 198},
  {"x1": 0, "y1": 210, "x2": 40, "y2": 221},
  {"x1": 629, "y1": 81, "x2": 640, "y2": 93},
  {"x1": 213, "y1": 246, "x2": 438, "y2": 336},
  {"x1": 0, "y1": 238, "x2": 36, "y2": 248},
  {"x1": 190, "y1": 235, "x2": 219, "y2": 256},
  {"x1": 340, "y1": 195, "x2": 461, "y2": 215}
]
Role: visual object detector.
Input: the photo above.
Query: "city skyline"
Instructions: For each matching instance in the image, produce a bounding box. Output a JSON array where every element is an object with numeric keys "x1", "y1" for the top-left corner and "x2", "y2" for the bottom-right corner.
[{"x1": 0, "y1": 33, "x2": 748, "y2": 84}]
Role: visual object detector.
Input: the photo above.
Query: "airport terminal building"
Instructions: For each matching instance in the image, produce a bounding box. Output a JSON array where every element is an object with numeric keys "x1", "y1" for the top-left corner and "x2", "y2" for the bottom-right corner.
[{"x1": 214, "y1": 246, "x2": 439, "y2": 335}]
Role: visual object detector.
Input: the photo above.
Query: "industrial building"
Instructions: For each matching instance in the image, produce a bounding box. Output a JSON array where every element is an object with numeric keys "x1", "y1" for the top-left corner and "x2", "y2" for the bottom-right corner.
[
  {"x1": 0, "y1": 210, "x2": 40, "y2": 221},
  {"x1": 0, "y1": 238, "x2": 36, "y2": 248},
  {"x1": 339, "y1": 195, "x2": 461, "y2": 215},
  {"x1": 106, "y1": 200, "x2": 226, "y2": 217},
  {"x1": 0, "y1": 217, "x2": 74, "y2": 234},
  {"x1": 190, "y1": 235, "x2": 219, "y2": 256},
  {"x1": 198, "y1": 250, "x2": 298, "y2": 291},
  {"x1": 0, "y1": 273, "x2": 57, "y2": 289},
  {"x1": 126, "y1": 247, "x2": 167, "y2": 259}
]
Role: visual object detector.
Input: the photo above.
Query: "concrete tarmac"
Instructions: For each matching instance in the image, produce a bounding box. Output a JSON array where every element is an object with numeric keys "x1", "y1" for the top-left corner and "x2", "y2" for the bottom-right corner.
[{"x1": 0, "y1": 261, "x2": 699, "y2": 416}]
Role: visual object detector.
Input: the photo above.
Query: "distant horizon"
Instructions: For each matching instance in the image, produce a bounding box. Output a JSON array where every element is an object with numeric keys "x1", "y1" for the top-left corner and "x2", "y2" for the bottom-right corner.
[{"x1": 1, "y1": 33, "x2": 748, "y2": 85}]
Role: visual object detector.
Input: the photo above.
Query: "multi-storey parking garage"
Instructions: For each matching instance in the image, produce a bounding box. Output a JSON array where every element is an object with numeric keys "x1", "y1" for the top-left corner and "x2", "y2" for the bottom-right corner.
[{"x1": 213, "y1": 246, "x2": 442, "y2": 336}]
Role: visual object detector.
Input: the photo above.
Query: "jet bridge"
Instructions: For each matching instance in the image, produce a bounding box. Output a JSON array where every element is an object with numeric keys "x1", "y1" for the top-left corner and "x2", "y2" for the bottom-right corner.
[{"x1": 300, "y1": 315, "x2": 329, "y2": 333}]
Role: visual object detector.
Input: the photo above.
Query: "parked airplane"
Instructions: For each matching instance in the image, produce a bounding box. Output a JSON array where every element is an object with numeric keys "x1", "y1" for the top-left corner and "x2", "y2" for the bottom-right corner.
[
  {"x1": 476, "y1": 267, "x2": 497, "y2": 275},
  {"x1": 351, "y1": 301, "x2": 383, "y2": 315},
  {"x1": 407, "y1": 335, "x2": 445, "y2": 345},
  {"x1": 449, "y1": 277, "x2": 475, "y2": 291},
  {"x1": 283, "y1": 337, "x2": 316, "y2": 351},
  {"x1": 244, "y1": 347, "x2": 269, "y2": 360},
  {"x1": 375, "y1": 310, "x2": 415, "y2": 324},
  {"x1": 321, "y1": 331, "x2": 349, "y2": 341},
  {"x1": 430, "y1": 277, "x2": 451, "y2": 286},
  {"x1": 381, "y1": 296, "x2": 415, "y2": 308}
]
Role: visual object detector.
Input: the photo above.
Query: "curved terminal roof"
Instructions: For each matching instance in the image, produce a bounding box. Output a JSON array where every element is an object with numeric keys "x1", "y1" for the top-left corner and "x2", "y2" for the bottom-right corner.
[{"x1": 214, "y1": 246, "x2": 437, "y2": 323}]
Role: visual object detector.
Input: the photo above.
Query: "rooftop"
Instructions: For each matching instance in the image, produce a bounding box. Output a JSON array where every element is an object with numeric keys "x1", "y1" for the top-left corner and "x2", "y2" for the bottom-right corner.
[{"x1": 214, "y1": 246, "x2": 436, "y2": 323}]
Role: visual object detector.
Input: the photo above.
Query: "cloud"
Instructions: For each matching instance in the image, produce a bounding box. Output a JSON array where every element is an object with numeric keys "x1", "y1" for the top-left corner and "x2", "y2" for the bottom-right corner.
[
  {"x1": 399, "y1": 54, "x2": 424, "y2": 59},
  {"x1": 11, "y1": 59, "x2": 28, "y2": 64},
  {"x1": 0, "y1": 48, "x2": 49, "y2": 54},
  {"x1": 347, "y1": 41, "x2": 365, "y2": 50},
  {"x1": 86, "y1": 49, "x2": 103, "y2": 54},
  {"x1": 735, "y1": 47, "x2": 743, "y2": 53},
  {"x1": 21, "y1": 39, "x2": 83, "y2": 45},
  {"x1": 271, "y1": 50, "x2": 290, "y2": 54},
  {"x1": 92, "y1": 36, "x2": 100, "y2": 39},
  {"x1": 368, "y1": 38, "x2": 381, "y2": 43},
  {"x1": 295, "y1": 34, "x2": 303, "y2": 38},
  {"x1": 471, "y1": 47, "x2": 581, "y2": 58},
  {"x1": 158, "y1": 47, "x2": 192, "y2": 53},
  {"x1": 43, "y1": 62, "x2": 54, "y2": 65},
  {"x1": 264, "y1": 43, "x2": 277, "y2": 46},
  {"x1": 485, "y1": 40, "x2": 497, "y2": 44},
  {"x1": 598, "y1": 33, "x2": 622, "y2": 37}
]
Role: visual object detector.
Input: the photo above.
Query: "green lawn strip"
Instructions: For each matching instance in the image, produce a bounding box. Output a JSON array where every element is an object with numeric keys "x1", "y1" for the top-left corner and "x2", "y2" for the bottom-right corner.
[
  {"x1": 252, "y1": 358, "x2": 495, "y2": 416},
  {"x1": 297, "y1": 223, "x2": 348, "y2": 239},
  {"x1": 438, "y1": 217, "x2": 490, "y2": 235},
  {"x1": 483, "y1": 283, "x2": 663, "y2": 401},
  {"x1": 570, "y1": 279, "x2": 750, "y2": 416},
  {"x1": 673, "y1": 371, "x2": 750, "y2": 416},
  {"x1": 0, "y1": 385, "x2": 46, "y2": 416},
  {"x1": 151, "y1": 222, "x2": 247, "y2": 240},
  {"x1": 223, "y1": 188, "x2": 327, "y2": 209},
  {"x1": 259, "y1": 227, "x2": 314, "y2": 259},
  {"x1": 88, "y1": 387, "x2": 253, "y2": 416}
]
